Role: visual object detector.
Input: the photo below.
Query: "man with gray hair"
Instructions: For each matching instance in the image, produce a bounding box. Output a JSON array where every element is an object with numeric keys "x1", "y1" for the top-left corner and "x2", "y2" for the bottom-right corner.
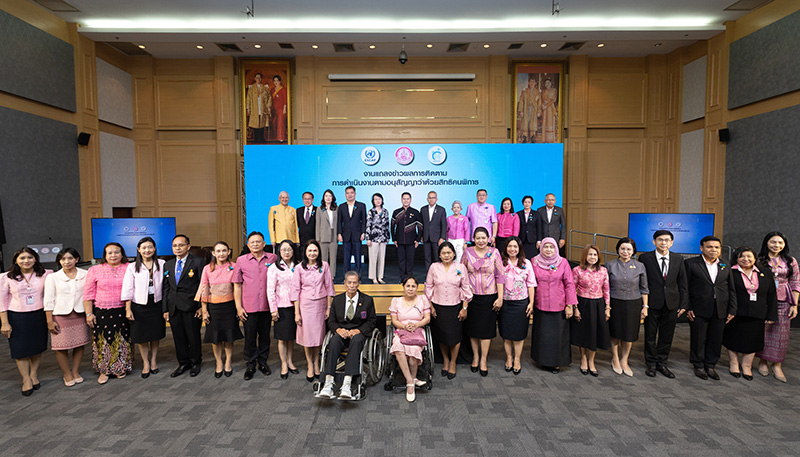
[
  {"x1": 269, "y1": 191, "x2": 299, "y2": 249},
  {"x1": 318, "y1": 271, "x2": 376, "y2": 399}
]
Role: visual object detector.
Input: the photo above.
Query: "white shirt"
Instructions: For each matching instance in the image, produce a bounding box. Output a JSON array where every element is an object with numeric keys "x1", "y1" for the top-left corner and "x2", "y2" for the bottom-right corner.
[
  {"x1": 348, "y1": 203, "x2": 355, "y2": 217},
  {"x1": 546, "y1": 207, "x2": 554, "y2": 222},
  {"x1": 428, "y1": 205, "x2": 436, "y2": 221},
  {"x1": 345, "y1": 292, "x2": 359, "y2": 319},
  {"x1": 657, "y1": 252, "x2": 670, "y2": 277},
  {"x1": 121, "y1": 260, "x2": 166, "y2": 305},
  {"x1": 327, "y1": 208, "x2": 334, "y2": 226},
  {"x1": 704, "y1": 257, "x2": 719, "y2": 283},
  {"x1": 305, "y1": 206, "x2": 312, "y2": 220},
  {"x1": 43, "y1": 268, "x2": 88, "y2": 315}
]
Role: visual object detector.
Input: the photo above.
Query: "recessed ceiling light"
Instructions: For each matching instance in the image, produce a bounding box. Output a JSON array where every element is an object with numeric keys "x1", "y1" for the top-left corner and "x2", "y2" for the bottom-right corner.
[
  {"x1": 426, "y1": 43, "x2": 433, "y2": 48},
  {"x1": 597, "y1": 43, "x2": 605, "y2": 48},
  {"x1": 253, "y1": 44, "x2": 262, "y2": 49},
  {"x1": 654, "y1": 42, "x2": 663, "y2": 47},
  {"x1": 540, "y1": 43, "x2": 547, "y2": 48},
  {"x1": 369, "y1": 44, "x2": 376, "y2": 49},
  {"x1": 311, "y1": 44, "x2": 318, "y2": 49},
  {"x1": 137, "y1": 44, "x2": 146, "y2": 49},
  {"x1": 196, "y1": 44, "x2": 203, "y2": 49},
  {"x1": 483, "y1": 44, "x2": 490, "y2": 48}
]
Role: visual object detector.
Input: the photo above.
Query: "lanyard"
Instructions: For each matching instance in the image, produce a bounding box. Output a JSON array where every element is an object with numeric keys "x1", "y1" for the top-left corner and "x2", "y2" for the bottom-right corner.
[{"x1": 741, "y1": 269, "x2": 758, "y2": 293}]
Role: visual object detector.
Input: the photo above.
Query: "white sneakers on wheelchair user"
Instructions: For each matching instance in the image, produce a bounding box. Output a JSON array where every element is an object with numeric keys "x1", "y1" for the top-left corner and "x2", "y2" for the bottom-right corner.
[
  {"x1": 318, "y1": 381, "x2": 335, "y2": 399},
  {"x1": 338, "y1": 384, "x2": 353, "y2": 400}
]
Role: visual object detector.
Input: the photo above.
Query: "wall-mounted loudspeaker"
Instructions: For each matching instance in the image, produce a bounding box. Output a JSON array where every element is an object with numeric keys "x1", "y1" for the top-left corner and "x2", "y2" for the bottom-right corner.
[
  {"x1": 718, "y1": 128, "x2": 730, "y2": 143},
  {"x1": 77, "y1": 132, "x2": 91, "y2": 146}
]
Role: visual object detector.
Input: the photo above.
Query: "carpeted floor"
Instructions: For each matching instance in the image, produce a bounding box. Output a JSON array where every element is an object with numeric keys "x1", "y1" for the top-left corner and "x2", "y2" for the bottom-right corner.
[{"x1": 0, "y1": 323, "x2": 798, "y2": 456}]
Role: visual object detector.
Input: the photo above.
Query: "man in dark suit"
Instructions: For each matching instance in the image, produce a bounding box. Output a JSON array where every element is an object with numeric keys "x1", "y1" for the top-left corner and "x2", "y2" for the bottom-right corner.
[
  {"x1": 297, "y1": 191, "x2": 316, "y2": 248},
  {"x1": 679, "y1": 235, "x2": 736, "y2": 380},
  {"x1": 536, "y1": 193, "x2": 567, "y2": 257},
  {"x1": 517, "y1": 195, "x2": 543, "y2": 260},
  {"x1": 639, "y1": 230, "x2": 688, "y2": 379},
  {"x1": 318, "y1": 271, "x2": 376, "y2": 400},
  {"x1": 420, "y1": 190, "x2": 447, "y2": 271},
  {"x1": 162, "y1": 234, "x2": 207, "y2": 377},
  {"x1": 337, "y1": 186, "x2": 367, "y2": 275},
  {"x1": 392, "y1": 192, "x2": 422, "y2": 279}
]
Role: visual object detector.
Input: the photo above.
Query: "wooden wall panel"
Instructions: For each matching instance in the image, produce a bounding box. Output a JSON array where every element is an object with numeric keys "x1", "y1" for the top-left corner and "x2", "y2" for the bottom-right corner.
[
  {"x1": 154, "y1": 77, "x2": 216, "y2": 129},
  {"x1": 323, "y1": 87, "x2": 480, "y2": 121},
  {"x1": 157, "y1": 141, "x2": 217, "y2": 204},
  {"x1": 587, "y1": 75, "x2": 647, "y2": 127},
  {"x1": 585, "y1": 139, "x2": 646, "y2": 201},
  {"x1": 135, "y1": 141, "x2": 156, "y2": 206},
  {"x1": 158, "y1": 207, "x2": 218, "y2": 247}
]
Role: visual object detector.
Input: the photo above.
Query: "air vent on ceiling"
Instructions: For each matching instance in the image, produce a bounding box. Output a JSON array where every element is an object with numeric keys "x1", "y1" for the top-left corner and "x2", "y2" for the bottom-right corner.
[
  {"x1": 278, "y1": 43, "x2": 295, "y2": 49},
  {"x1": 447, "y1": 43, "x2": 470, "y2": 53},
  {"x1": 333, "y1": 43, "x2": 356, "y2": 52},
  {"x1": 216, "y1": 43, "x2": 243, "y2": 53},
  {"x1": 33, "y1": 0, "x2": 79, "y2": 12},
  {"x1": 104, "y1": 42, "x2": 151, "y2": 56},
  {"x1": 724, "y1": 0, "x2": 772, "y2": 11},
  {"x1": 559, "y1": 42, "x2": 586, "y2": 51},
  {"x1": 507, "y1": 43, "x2": 524, "y2": 50}
]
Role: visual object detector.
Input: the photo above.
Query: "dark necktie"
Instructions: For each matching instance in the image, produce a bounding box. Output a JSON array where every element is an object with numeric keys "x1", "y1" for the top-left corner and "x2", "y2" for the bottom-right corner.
[
  {"x1": 176, "y1": 258, "x2": 183, "y2": 282},
  {"x1": 305, "y1": 208, "x2": 310, "y2": 224},
  {"x1": 661, "y1": 257, "x2": 667, "y2": 280}
]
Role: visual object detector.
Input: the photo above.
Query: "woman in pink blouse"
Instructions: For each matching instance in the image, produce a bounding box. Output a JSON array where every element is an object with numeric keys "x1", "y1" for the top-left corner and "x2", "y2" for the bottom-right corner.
[
  {"x1": 83, "y1": 242, "x2": 132, "y2": 384},
  {"x1": 531, "y1": 237, "x2": 577, "y2": 373},
  {"x1": 197, "y1": 241, "x2": 243, "y2": 378},
  {"x1": 268, "y1": 240, "x2": 299, "y2": 379},
  {"x1": 498, "y1": 236, "x2": 537, "y2": 375},
  {"x1": 462, "y1": 227, "x2": 503, "y2": 376},
  {"x1": 447, "y1": 201, "x2": 470, "y2": 263},
  {"x1": 1, "y1": 248, "x2": 52, "y2": 396},
  {"x1": 389, "y1": 276, "x2": 431, "y2": 402},
  {"x1": 44, "y1": 247, "x2": 90, "y2": 387},
  {"x1": 570, "y1": 245, "x2": 611, "y2": 377},
  {"x1": 425, "y1": 241, "x2": 473, "y2": 379},
  {"x1": 495, "y1": 198, "x2": 520, "y2": 254},
  {"x1": 122, "y1": 237, "x2": 166, "y2": 378},
  {"x1": 291, "y1": 240, "x2": 335, "y2": 382}
]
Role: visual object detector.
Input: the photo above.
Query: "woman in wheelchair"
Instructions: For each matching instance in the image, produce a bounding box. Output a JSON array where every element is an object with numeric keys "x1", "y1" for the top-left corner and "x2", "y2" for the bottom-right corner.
[{"x1": 389, "y1": 276, "x2": 431, "y2": 402}]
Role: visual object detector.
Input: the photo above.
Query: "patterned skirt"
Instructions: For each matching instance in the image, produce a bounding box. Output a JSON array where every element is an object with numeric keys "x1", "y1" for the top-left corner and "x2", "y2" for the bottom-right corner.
[
  {"x1": 52, "y1": 312, "x2": 91, "y2": 350},
  {"x1": 92, "y1": 307, "x2": 133, "y2": 376},
  {"x1": 757, "y1": 301, "x2": 792, "y2": 362}
]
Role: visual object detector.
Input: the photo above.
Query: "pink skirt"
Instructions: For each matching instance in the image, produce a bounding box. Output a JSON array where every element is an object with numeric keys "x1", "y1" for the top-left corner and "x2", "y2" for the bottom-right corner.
[
  {"x1": 296, "y1": 297, "x2": 327, "y2": 347},
  {"x1": 52, "y1": 312, "x2": 91, "y2": 350},
  {"x1": 390, "y1": 333, "x2": 425, "y2": 363},
  {"x1": 757, "y1": 301, "x2": 792, "y2": 362}
]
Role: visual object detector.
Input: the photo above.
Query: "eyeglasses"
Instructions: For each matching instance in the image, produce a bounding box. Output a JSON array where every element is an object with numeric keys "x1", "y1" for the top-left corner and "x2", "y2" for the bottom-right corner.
[{"x1": 172, "y1": 243, "x2": 188, "y2": 248}]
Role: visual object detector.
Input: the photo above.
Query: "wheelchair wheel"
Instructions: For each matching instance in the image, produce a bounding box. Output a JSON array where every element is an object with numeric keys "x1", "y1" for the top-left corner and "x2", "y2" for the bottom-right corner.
[{"x1": 363, "y1": 328, "x2": 386, "y2": 386}]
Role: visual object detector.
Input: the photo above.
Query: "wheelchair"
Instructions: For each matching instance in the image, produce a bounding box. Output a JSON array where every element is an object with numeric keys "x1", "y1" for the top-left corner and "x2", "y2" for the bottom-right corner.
[
  {"x1": 383, "y1": 323, "x2": 434, "y2": 392},
  {"x1": 313, "y1": 327, "x2": 386, "y2": 401}
]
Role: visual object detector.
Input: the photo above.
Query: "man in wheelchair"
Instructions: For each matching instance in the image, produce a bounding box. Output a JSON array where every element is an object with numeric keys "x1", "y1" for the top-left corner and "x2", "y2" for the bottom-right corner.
[{"x1": 318, "y1": 271, "x2": 376, "y2": 399}]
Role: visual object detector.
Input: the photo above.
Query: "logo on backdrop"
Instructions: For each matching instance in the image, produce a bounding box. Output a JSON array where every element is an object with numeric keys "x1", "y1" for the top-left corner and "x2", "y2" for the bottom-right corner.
[
  {"x1": 395, "y1": 147, "x2": 414, "y2": 165},
  {"x1": 361, "y1": 146, "x2": 380, "y2": 166},
  {"x1": 427, "y1": 146, "x2": 447, "y2": 165}
]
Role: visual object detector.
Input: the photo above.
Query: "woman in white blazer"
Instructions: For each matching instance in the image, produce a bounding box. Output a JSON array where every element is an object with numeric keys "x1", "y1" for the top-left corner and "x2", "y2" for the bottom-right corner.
[
  {"x1": 315, "y1": 189, "x2": 339, "y2": 279},
  {"x1": 44, "y1": 248, "x2": 91, "y2": 387},
  {"x1": 121, "y1": 237, "x2": 167, "y2": 378}
]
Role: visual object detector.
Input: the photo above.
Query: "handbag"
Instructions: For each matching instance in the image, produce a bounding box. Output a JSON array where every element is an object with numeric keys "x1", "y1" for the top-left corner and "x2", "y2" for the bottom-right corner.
[{"x1": 396, "y1": 328, "x2": 426, "y2": 346}]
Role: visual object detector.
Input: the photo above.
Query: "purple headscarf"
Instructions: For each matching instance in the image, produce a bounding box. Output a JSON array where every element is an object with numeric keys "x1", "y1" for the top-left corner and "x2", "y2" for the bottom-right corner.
[{"x1": 534, "y1": 237, "x2": 562, "y2": 269}]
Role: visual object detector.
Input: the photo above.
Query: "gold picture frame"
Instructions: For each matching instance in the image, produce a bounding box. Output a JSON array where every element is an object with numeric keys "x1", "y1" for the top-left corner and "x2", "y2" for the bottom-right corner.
[
  {"x1": 512, "y1": 62, "x2": 564, "y2": 144},
  {"x1": 239, "y1": 59, "x2": 293, "y2": 145}
]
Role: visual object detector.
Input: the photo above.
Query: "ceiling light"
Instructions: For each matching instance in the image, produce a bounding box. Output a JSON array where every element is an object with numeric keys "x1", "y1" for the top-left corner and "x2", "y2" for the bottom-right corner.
[
  {"x1": 483, "y1": 44, "x2": 490, "y2": 48},
  {"x1": 654, "y1": 42, "x2": 663, "y2": 47},
  {"x1": 311, "y1": 44, "x2": 318, "y2": 49},
  {"x1": 137, "y1": 44, "x2": 146, "y2": 49},
  {"x1": 196, "y1": 44, "x2": 203, "y2": 49},
  {"x1": 369, "y1": 45, "x2": 376, "y2": 49},
  {"x1": 597, "y1": 43, "x2": 605, "y2": 47},
  {"x1": 426, "y1": 44, "x2": 433, "y2": 48},
  {"x1": 540, "y1": 43, "x2": 547, "y2": 48},
  {"x1": 253, "y1": 44, "x2": 262, "y2": 48}
]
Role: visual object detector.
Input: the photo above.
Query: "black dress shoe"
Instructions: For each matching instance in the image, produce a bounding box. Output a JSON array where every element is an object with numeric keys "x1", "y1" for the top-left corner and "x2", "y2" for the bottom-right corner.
[
  {"x1": 706, "y1": 368, "x2": 720, "y2": 380},
  {"x1": 513, "y1": 368, "x2": 522, "y2": 375},
  {"x1": 645, "y1": 366, "x2": 657, "y2": 378},
  {"x1": 581, "y1": 368, "x2": 590, "y2": 376},
  {"x1": 224, "y1": 370, "x2": 232, "y2": 377},
  {"x1": 729, "y1": 370, "x2": 742, "y2": 378},
  {"x1": 22, "y1": 388, "x2": 33, "y2": 397},
  {"x1": 551, "y1": 367, "x2": 560, "y2": 374},
  {"x1": 280, "y1": 372, "x2": 289, "y2": 379},
  {"x1": 259, "y1": 365, "x2": 272, "y2": 376},
  {"x1": 141, "y1": 371, "x2": 150, "y2": 379},
  {"x1": 694, "y1": 367, "x2": 708, "y2": 380},
  {"x1": 504, "y1": 366, "x2": 513, "y2": 372},
  {"x1": 657, "y1": 365, "x2": 676, "y2": 379},
  {"x1": 742, "y1": 373, "x2": 753, "y2": 381},
  {"x1": 306, "y1": 375, "x2": 315, "y2": 383},
  {"x1": 589, "y1": 370, "x2": 599, "y2": 377},
  {"x1": 214, "y1": 371, "x2": 223, "y2": 378},
  {"x1": 170, "y1": 365, "x2": 189, "y2": 377},
  {"x1": 470, "y1": 366, "x2": 479, "y2": 373},
  {"x1": 150, "y1": 368, "x2": 160, "y2": 375},
  {"x1": 189, "y1": 365, "x2": 201, "y2": 377},
  {"x1": 244, "y1": 367, "x2": 256, "y2": 381},
  {"x1": 32, "y1": 383, "x2": 41, "y2": 390},
  {"x1": 288, "y1": 367, "x2": 299, "y2": 374},
  {"x1": 441, "y1": 369, "x2": 448, "y2": 377},
  {"x1": 480, "y1": 369, "x2": 488, "y2": 377},
  {"x1": 447, "y1": 372, "x2": 456, "y2": 380}
]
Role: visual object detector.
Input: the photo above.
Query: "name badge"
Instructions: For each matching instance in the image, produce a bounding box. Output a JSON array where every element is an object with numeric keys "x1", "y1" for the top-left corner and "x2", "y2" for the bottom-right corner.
[
  {"x1": 26, "y1": 295, "x2": 34, "y2": 305},
  {"x1": 148, "y1": 285, "x2": 155, "y2": 295},
  {"x1": 360, "y1": 311, "x2": 367, "y2": 319},
  {"x1": 750, "y1": 292, "x2": 758, "y2": 302},
  {"x1": 775, "y1": 280, "x2": 780, "y2": 290}
]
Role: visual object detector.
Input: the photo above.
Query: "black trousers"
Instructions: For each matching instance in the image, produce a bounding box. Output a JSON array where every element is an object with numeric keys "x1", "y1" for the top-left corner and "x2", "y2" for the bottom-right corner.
[
  {"x1": 521, "y1": 241, "x2": 539, "y2": 261},
  {"x1": 243, "y1": 311, "x2": 271, "y2": 368},
  {"x1": 342, "y1": 240, "x2": 362, "y2": 275},
  {"x1": 423, "y1": 240, "x2": 438, "y2": 271},
  {"x1": 397, "y1": 243, "x2": 416, "y2": 278},
  {"x1": 643, "y1": 305, "x2": 678, "y2": 367},
  {"x1": 325, "y1": 333, "x2": 366, "y2": 376},
  {"x1": 689, "y1": 312, "x2": 725, "y2": 369},
  {"x1": 170, "y1": 308, "x2": 203, "y2": 367}
]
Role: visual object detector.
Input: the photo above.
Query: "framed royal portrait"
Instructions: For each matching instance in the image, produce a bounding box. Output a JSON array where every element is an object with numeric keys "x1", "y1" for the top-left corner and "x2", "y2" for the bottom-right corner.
[
  {"x1": 239, "y1": 59, "x2": 292, "y2": 145},
  {"x1": 512, "y1": 62, "x2": 564, "y2": 144}
]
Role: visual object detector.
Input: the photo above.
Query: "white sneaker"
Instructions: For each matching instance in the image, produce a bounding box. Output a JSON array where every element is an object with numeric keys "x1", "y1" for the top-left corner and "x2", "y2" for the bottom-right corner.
[
  {"x1": 413, "y1": 378, "x2": 426, "y2": 387},
  {"x1": 318, "y1": 381, "x2": 335, "y2": 399},
  {"x1": 406, "y1": 384, "x2": 416, "y2": 402},
  {"x1": 339, "y1": 384, "x2": 353, "y2": 400}
]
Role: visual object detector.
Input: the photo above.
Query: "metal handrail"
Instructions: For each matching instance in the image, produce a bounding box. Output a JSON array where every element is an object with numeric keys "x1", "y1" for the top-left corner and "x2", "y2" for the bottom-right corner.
[{"x1": 568, "y1": 229, "x2": 623, "y2": 264}]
